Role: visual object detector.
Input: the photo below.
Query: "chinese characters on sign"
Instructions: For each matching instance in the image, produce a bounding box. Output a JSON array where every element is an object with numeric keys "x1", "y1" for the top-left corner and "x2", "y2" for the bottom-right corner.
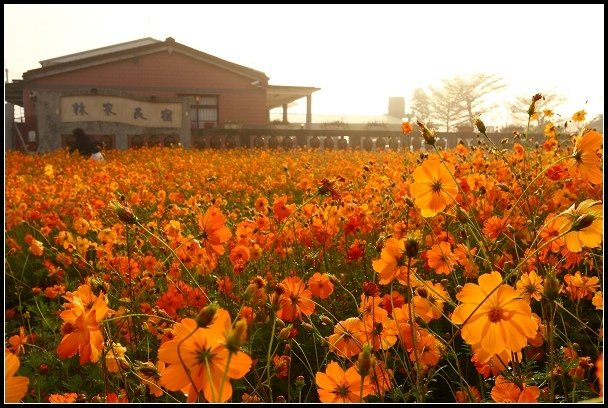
[
  {"x1": 61, "y1": 96, "x2": 182, "y2": 128},
  {"x1": 72, "y1": 102, "x2": 88, "y2": 115},
  {"x1": 103, "y1": 102, "x2": 116, "y2": 116},
  {"x1": 134, "y1": 107, "x2": 147, "y2": 120},
  {"x1": 161, "y1": 109, "x2": 173, "y2": 122}
]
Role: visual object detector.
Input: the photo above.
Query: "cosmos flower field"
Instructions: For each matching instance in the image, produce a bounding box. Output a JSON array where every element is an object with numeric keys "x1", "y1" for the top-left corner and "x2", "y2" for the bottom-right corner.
[{"x1": 4, "y1": 109, "x2": 604, "y2": 403}]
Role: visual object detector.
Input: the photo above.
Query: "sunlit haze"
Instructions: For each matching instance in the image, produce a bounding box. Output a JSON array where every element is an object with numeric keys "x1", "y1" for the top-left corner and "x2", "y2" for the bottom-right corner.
[{"x1": 4, "y1": 4, "x2": 604, "y2": 127}]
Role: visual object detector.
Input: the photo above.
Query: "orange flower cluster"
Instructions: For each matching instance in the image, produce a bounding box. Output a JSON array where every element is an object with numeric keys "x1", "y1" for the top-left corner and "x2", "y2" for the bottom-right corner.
[{"x1": 56, "y1": 284, "x2": 113, "y2": 365}]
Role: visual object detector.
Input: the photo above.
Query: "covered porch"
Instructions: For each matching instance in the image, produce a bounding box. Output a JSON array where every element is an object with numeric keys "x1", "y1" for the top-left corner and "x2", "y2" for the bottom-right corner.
[{"x1": 266, "y1": 85, "x2": 320, "y2": 127}]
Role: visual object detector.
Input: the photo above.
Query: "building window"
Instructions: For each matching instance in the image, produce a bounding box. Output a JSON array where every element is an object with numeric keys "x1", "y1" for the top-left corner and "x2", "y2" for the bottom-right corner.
[{"x1": 191, "y1": 95, "x2": 218, "y2": 129}]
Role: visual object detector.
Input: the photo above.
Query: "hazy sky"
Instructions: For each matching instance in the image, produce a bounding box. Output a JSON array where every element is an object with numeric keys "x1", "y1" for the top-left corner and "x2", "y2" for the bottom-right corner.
[{"x1": 4, "y1": 4, "x2": 605, "y2": 125}]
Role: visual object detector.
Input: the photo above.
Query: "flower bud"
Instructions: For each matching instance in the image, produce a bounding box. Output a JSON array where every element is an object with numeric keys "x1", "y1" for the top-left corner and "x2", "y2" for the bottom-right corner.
[
  {"x1": 278, "y1": 325, "x2": 293, "y2": 341},
  {"x1": 302, "y1": 322, "x2": 314, "y2": 332},
  {"x1": 195, "y1": 303, "x2": 219, "y2": 328},
  {"x1": 225, "y1": 318, "x2": 248, "y2": 353},
  {"x1": 405, "y1": 238, "x2": 420, "y2": 258},
  {"x1": 570, "y1": 214, "x2": 595, "y2": 232},
  {"x1": 474, "y1": 118, "x2": 486, "y2": 134},
  {"x1": 495, "y1": 183, "x2": 511, "y2": 193},
  {"x1": 416, "y1": 120, "x2": 435, "y2": 146},
  {"x1": 528, "y1": 93, "x2": 543, "y2": 117},
  {"x1": 110, "y1": 200, "x2": 138, "y2": 225},
  {"x1": 357, "y1": 344, "x2": 375, "y2": 377},
  {"x1": 543, "y1": 274, "x2": 561, "y2": 302},
  {"x1": 320, "y1": 315, "x2": 333, "y2": 326}
]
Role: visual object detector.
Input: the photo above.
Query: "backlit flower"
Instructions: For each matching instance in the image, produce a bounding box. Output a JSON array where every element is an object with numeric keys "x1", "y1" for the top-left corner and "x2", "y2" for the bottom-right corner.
[
  {"x1": 410, "y1": 158, "x2": 458, "y2": 218},
  {"x1": 158, "y1": 314, "x2": 252, "y2": 402},
  {"x1": 327, "y1": 317, "x2": 365, "y2": 358},
  {"x1": 455, "y1": 386, "x2": 482, "y2": 403},
  {"x1": 426, "y1": 241, "x2": 457, "y2": 275},
  {"x1": 563, "y1": 271, "x2": 600, "y2": 301},
  {"x1": 277, "y1": 276, "x2": 315, "y2": 322},
  {"x1": 491, "y1": 375, "x2": 540, "y2": 403},
  {"x1": 557, "y1": 199, "x2": 603, "y2": 252},
  {"x1": 451, "y1": 271, "x2": 538, "y2": 355},
  {"x1": 315, "y1": 361, "x2": 371, "y2": 403},
  {"x1": 372, "y1": 237, "x2": 414, "y2": 285},
  {"x1": 57, "y1": 288, "x2": 112, "y2": 365},
  {"x1": 401, "y1": 121, "x2": 413, "y2": 134},
  {"x1": 516, "y1": 271, "x2": 544, "y2": 302},
  {"x1": 308, "y1": 272, "x2": 334, "y2": 299},
  {"x1": 572, "y1": 109, "x2": 586, "y2": 122},
  {"x1": 567, "y1": 129, "x2": 602, "y2": 184},
  {"x1": 592, "y1": 291, "x2": 603, "y2": 310},
  {"x1": 48, "y1": 393, "x2": 78, "y2": 403},
  {"x1": 196, "y1": 206, "x2": 232, "y2": 256},
  {"x1": 5, "y1": 350, "x2": 29, "y2": 402}
]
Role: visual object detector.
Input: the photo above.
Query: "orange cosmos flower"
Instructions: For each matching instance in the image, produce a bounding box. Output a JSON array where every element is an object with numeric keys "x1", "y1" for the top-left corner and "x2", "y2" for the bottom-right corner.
[
  {"x1": 48, "y1": 392, "x2": 78, "y2": 403},
  {"x1": 105, "y1": 342, "x2": 129, "y2": 373},
  {"x1": 361, "y1": 314, "x2": 398, "y2": 351},
  {"x1": 5, "y1": 350, "x2": 29, "y2": 402},
  {"x1": 410, "y1": 330, "x2": 443, "y2": 369},
  {"x1": 315, "y1": 361, "x2": 372, "y2": 403},
  {"x1": 426, "y1": 241, "x2": 457, "y2": 275},
  {"x1": 415, "y1": 281, "x2": 450, "y2": 320},
  {"x1": 592, "y1": 291, "x2": 603, "y2": 310},
  {"x1": 308, "y1": 272, "x2": 334, "y2": 299},
  {"x1": 196, "y1": 206, "x2": 232, "y2": 256},
  {"x1": 272, "y1": 195, "x2": 296, "y2": 222},
  {"x1": 482, "y1": 215, "x2": 507, "y2": 241},
  {"x1": 277, "y1": 276, "x2": 315, "y2": 322},
  {"x1": 7, "y1": 326, "x2": 27, "y2": 356},
  {"x1": 410, "y1": 158, "x2": 458, "y2": 218},
  {"x1": 567, "y1": 129, "x2": 602, "y2": 184},
  {"x1": 451, "y1": 271, "x2": 538, "y2": 355},
  {"x1": 158, "y1": 314, "x2": 252, "y2": 403},
  {"x1": 563, "y1": 271, "x2": 600, "y2": 301},
  {"x1": 572, "y1": 109, "x2": 587, "y2": 122},
  {"x1": 544, "y1": 122, "x2": 556, "y2": 138},
  {"x1": 557, "y1": 199, "x2": 603, "y2": 252},
  {"x1": 57, "y1": 289, "x2": 112, "y2": 365},
  {"x1": 254, "y1": 196, "x2": 269, "y2": 214},
  {"x1": 491, "y1": 375, "x2": 540, "y2": 403},
  {"x1": 539, "y1": 213, "x2": 565, "y2": 253},
  {"x1": 373, "y1": 237, "x2": 419, "y2": 285},
  {"x1": 455, "y1": 386, "x2": 482, "y2": 403},
  {"x1": 327, "y1": 317, "x2": 365, "y2": 358},
  {"x1": 401, "y1": 121, "x2": 413, "y2": 134},
  {"x1": 369, "y1": 360, "x2": 394, "y2": 397},
  {"x1": 516, "y1": 271, "x2": 544, "y2": 302},
  {"x1": 272, "y1": 354, "x2": 291, "y2": 379}
]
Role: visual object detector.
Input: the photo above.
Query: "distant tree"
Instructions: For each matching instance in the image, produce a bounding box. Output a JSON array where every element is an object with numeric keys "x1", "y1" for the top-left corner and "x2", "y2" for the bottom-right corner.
[
  {"x1": 409, "y1": 88, "x2": 433, "y2": 124},
  {"x1": 428, "y1": 85, "x2": 467, "y2": 133},
  {"x1": 409, "y1": 73, "x2": 505, "y2": 132},
  {"x1": 444, "y1": 73, "x2": 506, "y2": 126}
]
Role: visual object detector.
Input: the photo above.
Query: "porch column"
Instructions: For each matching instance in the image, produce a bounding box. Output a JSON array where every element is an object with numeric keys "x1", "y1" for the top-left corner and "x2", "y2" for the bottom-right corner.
[
  {"x1": 306, "y1": 95, "x2": 312, "y2": 128},
  {"x1": 282, "y1": 103, "x2": 288, "y2": 124}
]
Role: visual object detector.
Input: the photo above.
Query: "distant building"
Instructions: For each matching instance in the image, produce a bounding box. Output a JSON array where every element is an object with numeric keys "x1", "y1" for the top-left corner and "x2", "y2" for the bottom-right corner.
[{"x1": 5, "y1": 37, "x2": 319, "y2": 152}]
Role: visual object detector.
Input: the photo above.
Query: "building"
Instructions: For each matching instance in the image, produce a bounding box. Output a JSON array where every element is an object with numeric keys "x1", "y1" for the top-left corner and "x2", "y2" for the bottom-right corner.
[{"x1": 5, "y1": 37, "x2": 320, "y2": 152}]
